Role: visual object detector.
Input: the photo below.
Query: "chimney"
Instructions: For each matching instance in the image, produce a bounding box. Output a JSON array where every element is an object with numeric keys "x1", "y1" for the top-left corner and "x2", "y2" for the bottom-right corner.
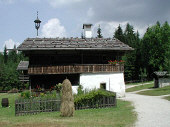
[{"x1": 83, "y1": 24, "x2": 92, "y2": 38}]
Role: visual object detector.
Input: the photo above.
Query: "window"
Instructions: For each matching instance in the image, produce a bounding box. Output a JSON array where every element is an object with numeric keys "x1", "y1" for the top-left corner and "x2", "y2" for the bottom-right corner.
[{"x1": 100, "y1": 83, "x2": 106, "y2": 90}]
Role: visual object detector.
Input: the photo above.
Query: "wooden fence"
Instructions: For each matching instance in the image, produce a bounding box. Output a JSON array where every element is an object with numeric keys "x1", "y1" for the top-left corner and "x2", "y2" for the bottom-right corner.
[
  {"x1": 15, "y1": 98, "x2": 61, "y2": 116},
  {"x1": 75, "y1": 96, "x2": 116, "y2": 110},
  {"x1": 15, "y1": 96, "x2": 116, "y2": 116}
]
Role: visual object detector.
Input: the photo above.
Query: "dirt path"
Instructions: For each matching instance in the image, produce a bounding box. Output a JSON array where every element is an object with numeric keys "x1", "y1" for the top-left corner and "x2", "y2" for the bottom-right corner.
[{"x1": 122, "y1": 92, "x2": 170, "y2": 127}]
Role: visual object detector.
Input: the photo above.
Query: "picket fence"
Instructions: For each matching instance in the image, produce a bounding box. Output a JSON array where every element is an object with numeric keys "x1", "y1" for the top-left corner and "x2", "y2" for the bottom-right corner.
[
  {"x1": 75, "y1": 96, "x2": 116, "y2": 110},
  {"x1": 15, "y1": 96, "x2": 116, "y2": 116},
  {"x1": 15, "y1": 98, "x2": 61, "y2": 116}
]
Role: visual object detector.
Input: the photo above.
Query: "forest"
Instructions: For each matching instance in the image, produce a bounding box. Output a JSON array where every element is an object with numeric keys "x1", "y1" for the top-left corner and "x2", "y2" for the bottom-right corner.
[
  {"x1": 114, "y1": 21, "x2": 170, "y2": 81},
  {"x1": 0, "y1": 21, "x2": 169, "y2": 90}
]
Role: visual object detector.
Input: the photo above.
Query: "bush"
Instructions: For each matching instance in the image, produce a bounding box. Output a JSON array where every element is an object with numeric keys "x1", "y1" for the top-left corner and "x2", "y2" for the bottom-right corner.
[
  {"x1": 74, "y1": 89, "x2": 116, "y2": 106},
  {"x1": 21, "y1": 90, "x2": 31, "y2": 99},
  {"x1": 20, "y1": 90, "x2": 60, "y2": 100},
  {"x1": 46, "y1": 90, "x2": 60, "y2": 99},
  {"x1": 4, "y1": 86, "x2": 12, "y2": 91},
  {"x1": 77, "y1": 85, "x2": 84, "y2": 95},
  {"x1": 0, "y1": 87, "x2": 3, "y2": 91},
  {"x1": 55, "y1": 83, "x2": 62, "y2": 92},
  {"x1": 24, "y1": 83, "x2": 29, "y2": 89}
]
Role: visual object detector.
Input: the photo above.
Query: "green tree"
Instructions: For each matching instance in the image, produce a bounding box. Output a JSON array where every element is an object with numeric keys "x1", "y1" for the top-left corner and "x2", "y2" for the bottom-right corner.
[
  {"x1": 114, "y1": 25, "x2": 124, "y2": 42},
  {"x1": 3, "y1": 45, "x2": 8, "y2": 64},
  {"x1": 161, "y1": 21, "x2": 170, "y2": 72},
  {"x1": 141, "y1": 21, "x2": 170, "y2": 77},
  {"x1": 0, "y1": 53, "x2": 3, "y2": 65},
  {"x1": 97, "y1": 25, "x2": 103, "y2": 38},
  {"x1": 0, "y1": 45, "x2": 28, "y2": 91},
  {"x1": 123, "y1": 23, "x2": 141, "y2": 81},
  {"x1": 8, "y1": 45, "x2": 18, "y2": 63}
]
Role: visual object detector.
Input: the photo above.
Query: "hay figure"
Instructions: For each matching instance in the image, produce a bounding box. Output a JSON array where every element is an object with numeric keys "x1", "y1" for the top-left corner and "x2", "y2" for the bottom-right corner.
[{"x1": 60, "y1": 79, "x2": 75, "y2": 117}]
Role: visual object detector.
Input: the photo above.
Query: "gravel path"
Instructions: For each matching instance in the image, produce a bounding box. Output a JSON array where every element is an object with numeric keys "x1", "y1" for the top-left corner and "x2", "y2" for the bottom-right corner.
[
  {"x1": 125, "y1": 82, "x2": 153, "y2": 89},
  {"x1": 121, "y1": 92, "x2": 170, "y2": 127}
]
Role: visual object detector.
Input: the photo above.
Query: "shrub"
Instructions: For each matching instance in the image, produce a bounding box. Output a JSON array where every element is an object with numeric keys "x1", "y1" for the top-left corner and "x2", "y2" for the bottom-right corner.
[
  {"x1": 45, "y1": 90, "x2": 60, "y2": 99},
  {"x1": 0, "y1": 87, "x2": 3, "y2": 91},
  {"x1": 4, "y1": 86, "x2": 12, "y2": 91},
  {"x1": 21, "y1": 90, "x2": 31, "y2": 99},
  {"x1": 20, "y1": 90, "x2": 61, "y2": 100},
  {"x1": 77, "y1": 85, "x2": 84, "y2": 95},
  {"x1": 74, "y1": 89, "x2": 116, "y2": 107},
  {"x1": 55, "y1": 83, "x2": 62, "y2": 92},
  {"x1": 24, "y1": 83, "x2": 29, "y2": 89}
]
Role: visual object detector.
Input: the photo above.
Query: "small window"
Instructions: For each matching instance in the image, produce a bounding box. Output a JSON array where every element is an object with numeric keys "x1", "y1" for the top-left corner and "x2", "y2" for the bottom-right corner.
[{"x1": 100, "y1": 83, "x2": 106, "y2": 90}]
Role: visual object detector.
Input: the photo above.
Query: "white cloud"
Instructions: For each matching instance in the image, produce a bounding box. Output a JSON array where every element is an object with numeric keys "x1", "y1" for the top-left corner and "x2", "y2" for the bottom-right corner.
[
  {"x1": 134, "y1": 25, "x2": 148, "y2": 37},
  {"x1": 48, "y1": 0, "x2": 82, "y2": 7},
  {"x1": 0, "y1": 0, "x2": 15, "y2": 4},
  {"x1": 92, "y1": 21, "x2": 128, "y2": 38},
  {"x1": 92, "y1": 21, "x2": 149, "y2": 38},
  {"x1": 28, "y1": 0, "x2": 40, "y2": 3},
  {"x1": 1, "y1": 39, "x2": 20, "y2": 51},
  {"x1": 41, "y1": 18, "x2": 67, "y2": 38},
  {"x1": 87, "y1": 7, "x2": 94, "y2": 17}
]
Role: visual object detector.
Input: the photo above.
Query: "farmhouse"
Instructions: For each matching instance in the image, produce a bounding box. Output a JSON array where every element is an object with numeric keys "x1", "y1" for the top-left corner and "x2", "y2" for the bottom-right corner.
[{"x1": 17, "y1": 24, "x2": 133, "y2": 97}]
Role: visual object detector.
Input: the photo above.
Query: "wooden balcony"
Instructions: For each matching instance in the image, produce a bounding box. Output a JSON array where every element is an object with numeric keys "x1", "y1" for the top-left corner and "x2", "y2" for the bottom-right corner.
[
  {"x1": 28, "y1": 64, "x2": 124, "y2": 75},
  {"x1": 19, "y1": 75, "x2": 29, "y2": 82}
]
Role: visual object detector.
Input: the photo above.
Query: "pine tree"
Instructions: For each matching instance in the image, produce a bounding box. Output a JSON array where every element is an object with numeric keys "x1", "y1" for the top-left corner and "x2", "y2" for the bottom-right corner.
[
  {"x1": 97, "y1": 25, "x2": 103, "y2": 38},
  {"x1": 123, "y1": 23, "x2": 135, "y2": 81},
  {"x1": 124, "y1": 23, "x2": 136, "y2": 47},
  {"x1": 3, "y1": 45, "x2": 8, "y2": 64},
  {"x1": 114, "y1": 25, "x2": 124, "y2": 42},
  {"x1": 8, "y1": 45, "x2": 18, "y2": 63}
]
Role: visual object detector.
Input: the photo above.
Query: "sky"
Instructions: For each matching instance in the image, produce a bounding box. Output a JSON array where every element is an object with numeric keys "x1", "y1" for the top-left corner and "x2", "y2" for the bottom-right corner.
[{"x1": 0, "y1": 0, "x2": 170, "y2": 51}]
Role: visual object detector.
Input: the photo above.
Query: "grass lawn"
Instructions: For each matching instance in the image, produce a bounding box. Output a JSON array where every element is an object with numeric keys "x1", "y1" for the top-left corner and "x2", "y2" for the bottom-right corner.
[
  {"x1": 164, "y1": 96, "x2": 170, "y2": 101},
  {"x1": 126, "y1": 83, "x2": 154, "y2": 92},
  {"x1": 126, "y1": 81, "x2": 153, "y2": 85},
  {"x1": 0, "y1": 93, "x2": 136, "y2": 127},
  {"x1": 137, "y1": 86, "x2": 170, "y2": 96}
]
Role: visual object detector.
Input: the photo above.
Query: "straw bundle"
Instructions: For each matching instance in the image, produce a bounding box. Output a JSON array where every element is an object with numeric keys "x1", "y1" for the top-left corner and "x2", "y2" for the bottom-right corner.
[{"x1": 60, "y1": 79, "x2": 75, "y2": 117}]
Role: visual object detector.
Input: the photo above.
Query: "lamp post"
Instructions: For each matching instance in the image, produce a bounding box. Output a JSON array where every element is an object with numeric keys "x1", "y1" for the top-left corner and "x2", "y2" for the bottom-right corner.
[{"x1": 34, "y1": 11, "x2": 41, "y2": 37}]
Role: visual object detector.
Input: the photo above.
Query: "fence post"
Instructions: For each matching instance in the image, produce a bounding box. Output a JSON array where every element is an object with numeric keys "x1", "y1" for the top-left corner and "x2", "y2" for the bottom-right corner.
[{"x1": 15, "y1": 100, "x2": 17, "y2": 116}]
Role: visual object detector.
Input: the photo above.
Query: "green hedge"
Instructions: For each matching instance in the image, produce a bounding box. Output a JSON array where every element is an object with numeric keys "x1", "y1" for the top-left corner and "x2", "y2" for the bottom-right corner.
[{"x1": 74, "y1": 89, "x2": 116, "y2": 106}]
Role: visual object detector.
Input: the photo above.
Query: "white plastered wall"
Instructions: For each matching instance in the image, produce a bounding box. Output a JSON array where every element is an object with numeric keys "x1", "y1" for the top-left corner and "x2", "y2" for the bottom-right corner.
[{"x1": 72, "y1": 72, "x2": 125, "y2": 97}]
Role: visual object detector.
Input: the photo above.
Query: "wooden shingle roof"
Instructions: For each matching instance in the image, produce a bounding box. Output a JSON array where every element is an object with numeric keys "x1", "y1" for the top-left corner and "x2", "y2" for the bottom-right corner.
[
  {"x1": 153, "y1": 71, "x2": 170, "y2": 77},
  {"x1": 17, "y1": 37, "x2": 133, "y2": 51},
  {"x1": 17, "y1": 61, "x2": 29, "y2": 70}
]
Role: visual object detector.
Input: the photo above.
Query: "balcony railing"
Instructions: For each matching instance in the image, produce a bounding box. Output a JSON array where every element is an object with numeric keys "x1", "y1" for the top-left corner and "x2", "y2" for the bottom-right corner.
[
  {"x1": 28, "y1": 64, "x2": 124, "y2": 75},
  {"x1": 19, "y1": 75, "x2": 29, "y2": 82}
]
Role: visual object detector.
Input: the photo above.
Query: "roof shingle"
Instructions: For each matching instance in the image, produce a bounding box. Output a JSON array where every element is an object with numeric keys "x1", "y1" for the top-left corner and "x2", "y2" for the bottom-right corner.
[
  {"x1": 17, "y1": 37, "x2": 133, "y2": 51},
  {"x1": 17, "y1": 61, "x2": 29, "y2": 70}
]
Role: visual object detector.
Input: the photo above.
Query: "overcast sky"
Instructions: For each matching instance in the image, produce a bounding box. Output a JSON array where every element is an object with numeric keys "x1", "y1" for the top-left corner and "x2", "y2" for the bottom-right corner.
[{"x1": 0, "y1": 0, "x2": 169, "y2": 51}]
